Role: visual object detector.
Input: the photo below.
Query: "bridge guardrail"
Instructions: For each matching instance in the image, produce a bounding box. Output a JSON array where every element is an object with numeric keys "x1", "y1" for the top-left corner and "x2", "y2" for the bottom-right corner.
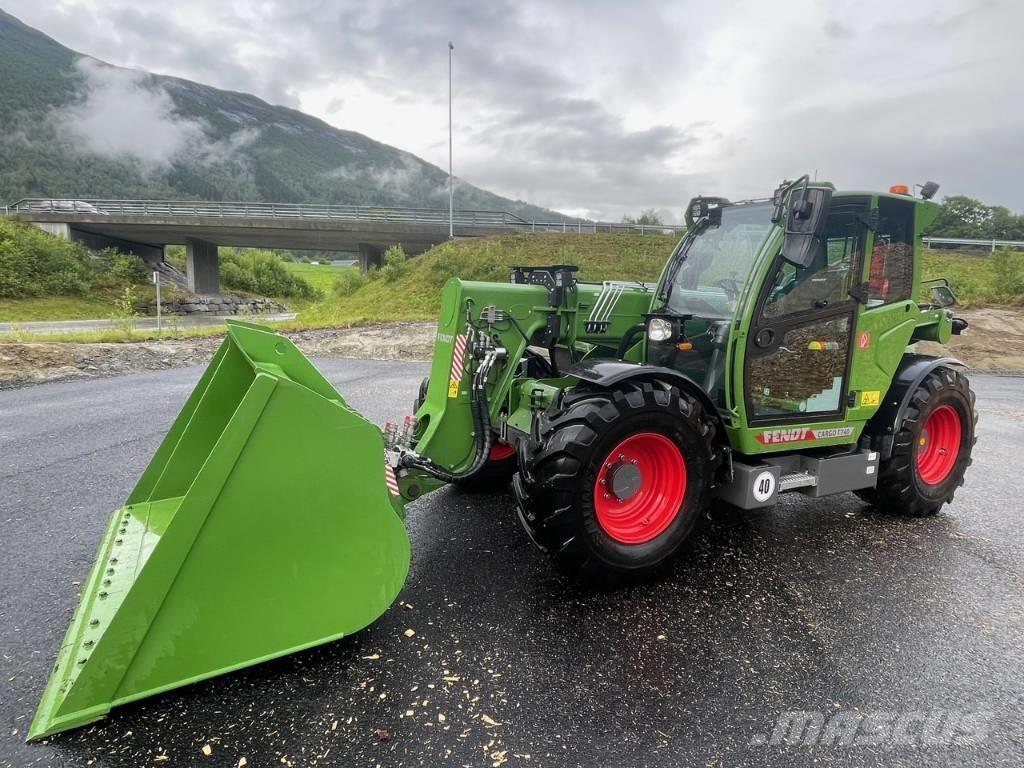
[
  {"x1": 922, "y1": 236, "x2": 1024, "y2": 252},
  {"x1": 2, "y1": 199, "x2": 686, "y2": 236}
]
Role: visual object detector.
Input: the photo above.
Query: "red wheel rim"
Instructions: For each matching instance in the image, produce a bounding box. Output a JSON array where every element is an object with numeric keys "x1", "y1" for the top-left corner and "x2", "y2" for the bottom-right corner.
[
  {"x1": 489, "y1": 442, "x2": 516, "y2": 461},
  {"x1": 593, "y1": 432, "x2": 687, "y2": 544},
  {"x1": 916, "y1": 404, "x2": 962, "y2": 485}
]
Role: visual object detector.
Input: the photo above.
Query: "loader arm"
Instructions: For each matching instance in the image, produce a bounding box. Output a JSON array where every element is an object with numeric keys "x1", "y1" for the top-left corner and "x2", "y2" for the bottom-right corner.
[{"x1": 406, "y1": 275, "x2": 655, "y2": 491}]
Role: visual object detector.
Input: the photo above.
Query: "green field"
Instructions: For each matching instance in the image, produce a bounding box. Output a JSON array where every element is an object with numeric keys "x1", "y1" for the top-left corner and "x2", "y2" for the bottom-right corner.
[{"x1": 281, "y1": 262, "x2": 355, "y2": 293}]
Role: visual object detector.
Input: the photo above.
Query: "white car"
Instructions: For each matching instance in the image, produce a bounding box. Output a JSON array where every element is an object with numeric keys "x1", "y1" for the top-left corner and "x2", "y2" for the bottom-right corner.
[{"x1": 34, "y1": 200, "x2": 107, "y2": 215}]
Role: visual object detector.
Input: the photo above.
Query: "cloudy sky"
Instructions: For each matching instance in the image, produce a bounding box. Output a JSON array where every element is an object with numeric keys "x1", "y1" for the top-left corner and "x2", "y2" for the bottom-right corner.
[{"x1": 6, "y1": 0, "x2": 1024, "y2": 220}]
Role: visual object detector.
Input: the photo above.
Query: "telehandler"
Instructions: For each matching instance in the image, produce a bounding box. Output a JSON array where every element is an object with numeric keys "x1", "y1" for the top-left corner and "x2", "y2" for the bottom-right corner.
[{"x1": 30, "y1": 177, "x2": 976, "y2": 739}]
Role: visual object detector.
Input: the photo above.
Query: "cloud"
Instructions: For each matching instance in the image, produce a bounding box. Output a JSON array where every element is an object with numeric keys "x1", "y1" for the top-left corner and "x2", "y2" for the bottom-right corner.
[
  {"x1": 52, "y1": 57, "x2": 258, "y2": 170},
  {"x1": 8, "y1": 0, "x2": 1024, "y2": 218},
  {"x1": 322, "y1": 152, "x2": 468, "y2": 205}
]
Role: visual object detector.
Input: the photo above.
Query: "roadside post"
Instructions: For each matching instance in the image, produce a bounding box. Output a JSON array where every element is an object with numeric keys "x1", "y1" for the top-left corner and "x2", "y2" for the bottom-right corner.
[{"x1": 152, "y1": 271, "x2": 162, "y2": 331}]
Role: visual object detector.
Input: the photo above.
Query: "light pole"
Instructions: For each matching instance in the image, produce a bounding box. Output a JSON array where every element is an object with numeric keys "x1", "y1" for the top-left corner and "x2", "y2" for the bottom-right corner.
[{"x1": 448, "y1": 41, "x2": 454, "y2": 240}]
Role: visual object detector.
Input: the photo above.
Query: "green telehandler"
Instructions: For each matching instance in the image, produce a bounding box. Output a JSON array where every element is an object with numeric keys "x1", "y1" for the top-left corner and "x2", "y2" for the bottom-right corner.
[{"x1": 30, "y1": 177, "x2": 977, "y2": 740}]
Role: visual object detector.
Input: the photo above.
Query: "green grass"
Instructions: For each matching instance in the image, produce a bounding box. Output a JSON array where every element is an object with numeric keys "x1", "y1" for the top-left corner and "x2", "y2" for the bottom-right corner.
[
  {"x1": 287, "y1": 233, "x2": 678, "y2": 328},
  {"x1": 282, "y1": 261, "x2": 354, "y2": 292},
  {"x1": 0, "y1": 295, "x2": 121, "y2": 322},
  {"x1": 0, "y1": 286, "x2": 165, "y2": 322},
  {"x1": 922, "y1": 249, "x2": 1024, "y2": 307},
  {"x1": 0, "y1": 324, "x2": 233, "y2": 344},
  {"x1": 282, "y1": 237, "x2": 1024, "y2": 329}
]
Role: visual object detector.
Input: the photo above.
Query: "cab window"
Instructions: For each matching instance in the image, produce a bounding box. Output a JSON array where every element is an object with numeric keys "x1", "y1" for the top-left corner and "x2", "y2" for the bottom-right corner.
[
  {"x1": 762, "y1": 200, "x2": 868, "y2": 319},
  {"x1": 867, "y1": 197, "x2": 915, "y2": 305}
]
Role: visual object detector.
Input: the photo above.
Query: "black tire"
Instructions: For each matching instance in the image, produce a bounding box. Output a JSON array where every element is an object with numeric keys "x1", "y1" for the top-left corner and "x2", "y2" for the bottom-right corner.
[
  {"x1": 514, "y1": 379, "x2": 717, "y2": 585},
  {"x1": 413, "y1": 376, "x2": 430, "y2": 413},
  {"x1": 857, "y1": 367, "x2": 977, "y2": 516},
  {"x1": 452, "y1": 446, "x2": 518, "y2": 492}
]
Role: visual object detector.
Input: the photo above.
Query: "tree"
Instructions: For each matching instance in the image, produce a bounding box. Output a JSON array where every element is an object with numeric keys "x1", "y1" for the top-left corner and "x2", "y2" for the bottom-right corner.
[
  {"x1": 621, "y1": 208, "x2": 663, "y2": 225},
  {"x1": 928, "y1": 195, "x2": 1024, "y2": 239}
]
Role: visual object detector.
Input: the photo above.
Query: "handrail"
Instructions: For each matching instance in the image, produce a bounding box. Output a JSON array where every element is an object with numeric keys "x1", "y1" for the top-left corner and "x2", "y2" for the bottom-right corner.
[{"x1": 2, "y1": 198, "x2": 687, "y2": 236}]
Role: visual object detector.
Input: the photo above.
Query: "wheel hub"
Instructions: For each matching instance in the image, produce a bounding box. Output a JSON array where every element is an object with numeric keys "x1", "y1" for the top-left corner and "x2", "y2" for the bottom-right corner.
[
  {"x1": 916, "y1": 404, "x2": 962, "y2": 485},
  {"x1": 593, "y1": 433, "x2": 687, "y2": 545},
  {"x1": 607, "y1": 461, "x2": 642, "y2": 501}
]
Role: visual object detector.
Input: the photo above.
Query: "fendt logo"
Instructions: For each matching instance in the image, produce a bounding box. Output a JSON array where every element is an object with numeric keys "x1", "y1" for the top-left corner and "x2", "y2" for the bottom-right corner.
[
  {"x1": 757, "y1": 428, "x2": 814, "y2": 444},
  {"x1": 756, "y1": 427, "x2": 855, "y2": 445}
]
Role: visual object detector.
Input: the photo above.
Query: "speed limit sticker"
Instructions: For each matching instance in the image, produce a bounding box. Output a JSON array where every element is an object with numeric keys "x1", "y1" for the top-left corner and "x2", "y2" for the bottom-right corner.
[{"x1": 752, "y1": 470, "x2": 776, "y2": 503}]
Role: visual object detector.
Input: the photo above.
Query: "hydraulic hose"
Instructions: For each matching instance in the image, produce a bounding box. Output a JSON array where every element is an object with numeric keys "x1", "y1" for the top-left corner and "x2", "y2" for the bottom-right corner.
[
  {"x1": 400, "y1": 343, "x2": 498, "y2": 483},
  {"x1": 616, "y1": 323, "x2": 646, "y2": 359}
]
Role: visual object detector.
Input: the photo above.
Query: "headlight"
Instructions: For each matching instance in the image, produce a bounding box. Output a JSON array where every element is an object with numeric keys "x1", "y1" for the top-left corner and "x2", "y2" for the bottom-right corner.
[{"x1": 647, "y1": 317, "x2": 674, "y2": 342}]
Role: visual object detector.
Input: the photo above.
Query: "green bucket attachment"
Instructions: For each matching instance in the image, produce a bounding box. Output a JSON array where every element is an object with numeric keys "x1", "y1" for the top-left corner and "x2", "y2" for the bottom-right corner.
[{"x1": 30, "y1": 321, "x2": 410, "y2": 740}]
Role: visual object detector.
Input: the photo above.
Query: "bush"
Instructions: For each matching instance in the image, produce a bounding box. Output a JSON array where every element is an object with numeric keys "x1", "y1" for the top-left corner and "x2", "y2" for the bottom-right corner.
[
  {"x1": 164, "y1": 245, "x2": 187, "y2": 271},
  {"x1": 990, "y1": 249, "x2": 1024, "y2": 302},
  {"x1": 0, "y1": 219, "x2": 158, "y2": 298},
  {"x1": 219, "y1": 247, "x2": 322, "y2": 298},
  {"x1": 376, "y1": 244, "x2": 409, "y2": 283},
  {"x1": 0, "y1": 218, "x2": 97, "y2": 297},
  {"x1": 104, "y1": 250, "x2": 150, "y2": 285},
  {"x1": 110, "y1": 285, "x2": 139, "y2": 332},
  {"x1": 333, "y1": 268, "x2": 368, "y2": 297}
]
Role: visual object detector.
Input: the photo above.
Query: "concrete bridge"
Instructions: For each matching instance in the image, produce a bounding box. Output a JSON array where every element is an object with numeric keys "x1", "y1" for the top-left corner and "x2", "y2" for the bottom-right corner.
[{"x1": 4, "y1": 199, "x2": 685, "y2": 294}]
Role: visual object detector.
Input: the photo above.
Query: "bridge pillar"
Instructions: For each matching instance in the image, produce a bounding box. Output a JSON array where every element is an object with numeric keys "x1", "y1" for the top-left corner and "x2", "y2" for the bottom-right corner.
[
  {"x1": 185, "y1": 238, "x2": 220, "y2": 294},
  {"x1": 33, "y1": 222, "x2": 71, "y2": 239},
  {"x1": 358, "y1": 243, "x2": 383, "y2": 273}
]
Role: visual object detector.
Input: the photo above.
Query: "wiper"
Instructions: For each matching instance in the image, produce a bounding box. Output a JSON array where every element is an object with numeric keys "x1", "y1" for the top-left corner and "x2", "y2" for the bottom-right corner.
[{"x1": 659, "y1": 221, "x2": 707, "y2": 302}]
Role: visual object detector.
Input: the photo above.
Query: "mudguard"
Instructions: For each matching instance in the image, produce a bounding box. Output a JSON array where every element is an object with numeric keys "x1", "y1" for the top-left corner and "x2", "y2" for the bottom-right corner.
[
  {"x1": 862, "y1": 354, "x2": 966, "y2": 458},
  {"x1": 566, "y1": 359, "x2": 721, "y2": 428}
]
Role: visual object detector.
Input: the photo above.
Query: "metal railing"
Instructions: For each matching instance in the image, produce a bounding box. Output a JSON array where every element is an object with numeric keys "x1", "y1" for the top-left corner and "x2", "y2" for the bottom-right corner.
[
  {"x1": 922, "y1": 236, "x2": 1024, "y2": 252},
  {"x1": 2, "y1": 198, "x2": 686, "y2": 236},
  {"x1": 3, "y1": 198, "x2": 529, "y2": 226}
]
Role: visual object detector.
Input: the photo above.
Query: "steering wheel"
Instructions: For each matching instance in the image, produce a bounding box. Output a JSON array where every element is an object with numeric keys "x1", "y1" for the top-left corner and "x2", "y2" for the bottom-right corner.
[{"x1": 714, "y1": 277, "x2": 742, "y2": 301}]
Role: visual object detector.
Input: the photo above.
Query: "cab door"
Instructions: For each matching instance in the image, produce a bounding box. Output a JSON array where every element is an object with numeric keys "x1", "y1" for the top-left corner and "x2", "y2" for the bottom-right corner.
[{"x1": 743, "y1": 196, "x2": 871, "y2": 425}]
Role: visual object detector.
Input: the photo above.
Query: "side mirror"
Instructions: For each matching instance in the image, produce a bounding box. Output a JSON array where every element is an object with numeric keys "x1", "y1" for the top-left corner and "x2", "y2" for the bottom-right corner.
[
  {"x1": 781, "y1": 187, "x2": 832, "y2": 268},
  {"x1": 930, "y1": 283, "x2": 956, "y2": 308}
]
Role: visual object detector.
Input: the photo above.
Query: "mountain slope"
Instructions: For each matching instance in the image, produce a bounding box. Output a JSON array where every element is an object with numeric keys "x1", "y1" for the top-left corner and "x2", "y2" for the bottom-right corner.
[{"x1": 0, "y1": 8, "x2": 564, "y2": 219}]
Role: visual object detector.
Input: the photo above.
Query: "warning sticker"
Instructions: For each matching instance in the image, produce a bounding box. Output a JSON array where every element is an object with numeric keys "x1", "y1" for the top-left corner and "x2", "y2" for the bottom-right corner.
[
  {"x1": 755, "y1": 426, "x2": 856, "y2": 445},
  {"x1": 860, "y1": 390, "x2": 881, "y2": 407},
  {"x1": 448, "y1": 333, "x2": 468, "y2": 399},
  {"x1": 450, "y1": 334, "x2": 468, "y2": 379}
]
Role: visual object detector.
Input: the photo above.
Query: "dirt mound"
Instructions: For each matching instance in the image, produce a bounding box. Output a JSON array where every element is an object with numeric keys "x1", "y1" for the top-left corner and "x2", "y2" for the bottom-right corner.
[
  {"x1": 924, "y1": 307, "x2": 1024, "y2": 373},
  {"x1": 0, "y1": 323, "x2": 438, "y2": 389}
]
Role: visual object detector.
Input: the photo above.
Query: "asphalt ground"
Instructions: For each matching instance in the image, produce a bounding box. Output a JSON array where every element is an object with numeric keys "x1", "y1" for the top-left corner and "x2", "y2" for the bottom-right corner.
[{"x1": 1, "y1": 361, "x2": 1022, "y2": 767}]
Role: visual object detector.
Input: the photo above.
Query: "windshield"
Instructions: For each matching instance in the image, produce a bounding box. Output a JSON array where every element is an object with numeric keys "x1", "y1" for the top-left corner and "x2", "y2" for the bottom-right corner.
[{"x1": 662, "y1": 202, "x2": 774, "y2": 319}]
